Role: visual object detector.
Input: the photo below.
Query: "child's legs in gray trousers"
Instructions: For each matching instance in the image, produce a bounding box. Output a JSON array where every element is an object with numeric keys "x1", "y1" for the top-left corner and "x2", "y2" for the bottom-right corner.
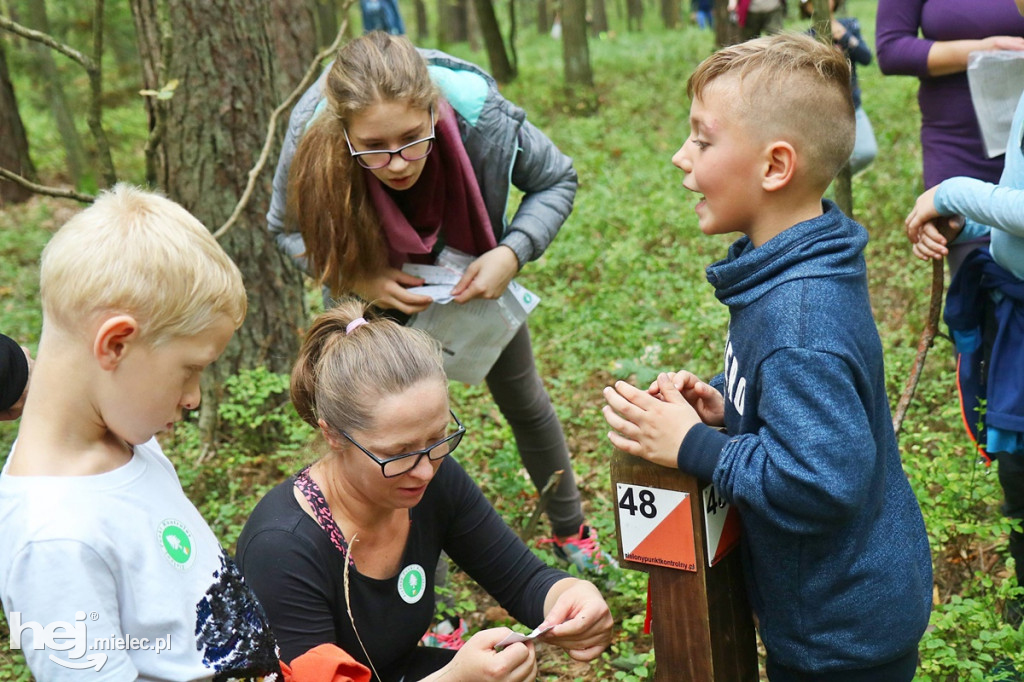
[{"x1": 485, "y1": 323, "x2": 584, "y2": 537}]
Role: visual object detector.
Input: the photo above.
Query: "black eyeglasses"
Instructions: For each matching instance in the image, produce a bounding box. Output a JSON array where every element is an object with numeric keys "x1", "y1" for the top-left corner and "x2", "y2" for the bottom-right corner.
[
  {"x1": 343, "y1": 107, "x2": 435, "y2": 170},
  {"x1": 341, "y1": 410, "x2": 465, "y2": 478}
]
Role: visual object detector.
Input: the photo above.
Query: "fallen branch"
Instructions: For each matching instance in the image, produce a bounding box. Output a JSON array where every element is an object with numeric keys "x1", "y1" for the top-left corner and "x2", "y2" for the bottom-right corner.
[
  {"x1": 0, "y1": 167, "x2": 96, "y2": 203},
  {"x1": 212, "y1": 0, "x2": 356, "y2": 240}
]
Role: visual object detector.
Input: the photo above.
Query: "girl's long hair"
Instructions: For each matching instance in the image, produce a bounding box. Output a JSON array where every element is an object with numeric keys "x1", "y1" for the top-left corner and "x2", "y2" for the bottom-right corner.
[{"x1": 287, "y1": 32, "x2": 439, "y2": 295}]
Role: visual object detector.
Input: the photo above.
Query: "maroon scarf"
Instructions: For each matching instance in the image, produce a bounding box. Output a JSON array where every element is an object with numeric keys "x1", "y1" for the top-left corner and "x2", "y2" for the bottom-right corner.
[{"x1": 365, "y1": 99, "x2": 497, "y2": 268}]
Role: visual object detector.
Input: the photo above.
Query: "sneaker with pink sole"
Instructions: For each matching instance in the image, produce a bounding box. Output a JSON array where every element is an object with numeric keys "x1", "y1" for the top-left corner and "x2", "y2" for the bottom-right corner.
[
  {"x1": 420, "y1": 616, "x2": 466, "y2": 650},
  {"x1": 538, "y1": 524, "x2": 619, "y2": 574}
]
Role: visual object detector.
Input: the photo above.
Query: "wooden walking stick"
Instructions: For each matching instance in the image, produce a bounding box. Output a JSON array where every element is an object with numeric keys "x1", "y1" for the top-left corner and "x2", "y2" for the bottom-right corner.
[{"x1": 892, "y1": 217, "x2": 958, "y2": 438}]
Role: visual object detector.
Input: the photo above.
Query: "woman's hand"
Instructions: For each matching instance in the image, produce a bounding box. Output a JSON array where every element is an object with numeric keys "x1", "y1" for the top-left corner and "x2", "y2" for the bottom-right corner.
[
  {"x1": 350, "y1": 267, "x2": 433, "y2": 315},
  {"x1": 831, "y1": 19, "x2": 847, "y2": 42},
  {"x1": 980, "y1": 35, "x2": 1024, "y2": 52},
  {"x1": 426, "y1": 628, "x2": 537, "y2": 682},
  {"x1": 451, "y1": 246, "x2": 519, "y2": 303},
  {"x1": 927, "y1": 36, "x2": 1024, "y2": 76},
  {"x1": 539, "y1": 579, "x2": 613, "y2": 662}
]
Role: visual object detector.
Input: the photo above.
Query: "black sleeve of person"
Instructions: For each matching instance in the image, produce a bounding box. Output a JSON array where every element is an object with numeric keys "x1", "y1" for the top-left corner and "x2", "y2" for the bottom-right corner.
[{"x1": 0, "y1": 334, "x2": 28, "y2": 412}]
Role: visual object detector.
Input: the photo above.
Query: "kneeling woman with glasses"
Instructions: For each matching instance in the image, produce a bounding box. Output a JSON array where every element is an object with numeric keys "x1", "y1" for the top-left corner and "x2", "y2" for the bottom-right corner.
[
  {"x1": 237, "y1": 301, "x2": 613, "y2": 682},
  {"x1": 269, "y1": 31, "x2": 617, "y2": 573}
]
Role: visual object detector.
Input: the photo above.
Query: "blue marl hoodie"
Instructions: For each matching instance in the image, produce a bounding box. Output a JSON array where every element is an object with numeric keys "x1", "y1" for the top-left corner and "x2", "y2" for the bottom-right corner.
[{"x1": 679, "y1": 201, "x2": 932, "y2": 674}]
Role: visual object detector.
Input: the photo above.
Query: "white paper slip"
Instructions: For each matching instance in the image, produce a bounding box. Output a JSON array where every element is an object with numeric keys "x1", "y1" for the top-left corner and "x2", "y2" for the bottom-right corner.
[
  {"x1": 406, "y1": 284, "x2": 455, "y2": 303},
  {"x1": 403, "y1": 263, "x2": 461, "y2": 285},
  {"x1": 495, "y1": 624, "x2": 556, "y2": 649}
]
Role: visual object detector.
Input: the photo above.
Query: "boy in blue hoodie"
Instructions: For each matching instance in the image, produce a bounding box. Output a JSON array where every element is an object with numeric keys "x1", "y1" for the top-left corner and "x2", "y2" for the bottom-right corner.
[{"x1": 602, "y1": 33, "x2": 933, "y2": 681}]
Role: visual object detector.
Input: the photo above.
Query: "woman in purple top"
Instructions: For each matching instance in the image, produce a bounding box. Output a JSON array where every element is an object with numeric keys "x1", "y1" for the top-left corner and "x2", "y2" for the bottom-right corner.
[
  {"x1": 877, "y1": 0, "x2": 1024, "y2": 271},
  {"x1": 876, "y1": 0, "x2": 1024, "y2": 189}
]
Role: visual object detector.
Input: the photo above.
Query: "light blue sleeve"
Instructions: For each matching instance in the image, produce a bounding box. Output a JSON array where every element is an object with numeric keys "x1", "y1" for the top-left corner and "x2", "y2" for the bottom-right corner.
[{"x1": 937, "y1": 177, "x2": 1024, "y2": 242}]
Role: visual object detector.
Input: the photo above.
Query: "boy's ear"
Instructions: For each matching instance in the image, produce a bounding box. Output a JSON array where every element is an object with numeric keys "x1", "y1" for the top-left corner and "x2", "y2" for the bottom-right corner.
[
  {"x1": 94, "y1": 315, "x2": 140, "y2": 370},
  {"x1": 761, "y1": 140, "x2": 797, "y2": 193}
]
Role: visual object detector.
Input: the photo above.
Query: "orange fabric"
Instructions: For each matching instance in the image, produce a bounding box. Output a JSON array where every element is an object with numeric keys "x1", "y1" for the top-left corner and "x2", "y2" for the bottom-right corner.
[
  {"x1": 278, "y1": 643, "x2": 372, "y2": 682},
  {"x1": 955, "y1": 353, "x2": 992, "y2": 465}
]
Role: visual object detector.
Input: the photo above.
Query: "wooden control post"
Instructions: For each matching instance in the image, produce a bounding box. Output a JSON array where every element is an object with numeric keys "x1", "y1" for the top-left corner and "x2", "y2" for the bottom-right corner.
[{"x1": 611, "y1": 451, "x2": 757, "y2": 681}]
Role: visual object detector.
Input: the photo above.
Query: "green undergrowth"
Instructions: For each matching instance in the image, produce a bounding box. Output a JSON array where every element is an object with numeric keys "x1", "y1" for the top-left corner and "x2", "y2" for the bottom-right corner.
[{"x1": 2, "y1": 0, "x2": 1022, "y2": 679}]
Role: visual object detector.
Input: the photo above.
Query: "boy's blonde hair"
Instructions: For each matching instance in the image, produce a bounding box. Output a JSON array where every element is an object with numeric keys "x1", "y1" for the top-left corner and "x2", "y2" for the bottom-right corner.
[
  {"x1": 688, "y1": 32, "x2": 855, "y2": 188},
  {"x1": 40, "y1": 184, "x2": 247, "y2": 345}
]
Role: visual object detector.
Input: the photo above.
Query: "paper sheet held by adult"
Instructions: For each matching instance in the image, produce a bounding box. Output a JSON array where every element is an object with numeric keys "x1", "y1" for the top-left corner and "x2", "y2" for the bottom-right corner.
[{"x1": 403, "y1": 247, "x2": 540, "y2": 384}]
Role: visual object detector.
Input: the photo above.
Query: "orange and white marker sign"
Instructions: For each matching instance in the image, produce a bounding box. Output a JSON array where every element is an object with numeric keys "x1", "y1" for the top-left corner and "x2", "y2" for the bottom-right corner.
[
  {"x1": 702, "y1": 483, "x2": 741, "y2": 567},
  {"x1": 616, "y1": 483, "x2": 696, "y2": 572}
]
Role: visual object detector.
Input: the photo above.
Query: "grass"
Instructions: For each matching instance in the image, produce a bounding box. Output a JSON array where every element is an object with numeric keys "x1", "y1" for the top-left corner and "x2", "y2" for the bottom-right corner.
[{"x1": 1, "y1": 0, "x2": 1022, "y2": 679}]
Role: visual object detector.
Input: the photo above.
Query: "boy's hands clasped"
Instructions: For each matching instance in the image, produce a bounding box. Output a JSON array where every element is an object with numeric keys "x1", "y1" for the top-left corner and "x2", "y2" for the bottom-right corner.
[{"x1": 602, "y1": 371, "x2": 723, "y2": 468}]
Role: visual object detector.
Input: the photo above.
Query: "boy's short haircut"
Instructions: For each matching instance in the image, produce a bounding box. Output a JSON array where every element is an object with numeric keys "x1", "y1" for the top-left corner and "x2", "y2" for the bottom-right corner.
[
  {"x1": 40, "y1": 183, "x2": 247, "y2": 344},
  {"x1": 687, "y1": 32, "x2": 855, "y2": 188}
]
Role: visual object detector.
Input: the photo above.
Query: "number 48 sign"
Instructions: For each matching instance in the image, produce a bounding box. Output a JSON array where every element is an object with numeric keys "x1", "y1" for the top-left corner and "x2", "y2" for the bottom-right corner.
[
  {"x1": 616, "y1": 483, "x2": 697, "y2": 572},
  {"x1": 702, "y1": 483, "x2": 741, "y2": 567}
]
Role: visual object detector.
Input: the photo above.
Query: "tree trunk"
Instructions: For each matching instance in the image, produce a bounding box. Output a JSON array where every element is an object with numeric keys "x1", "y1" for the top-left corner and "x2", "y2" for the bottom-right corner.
[
  {"x1": 437, "y1": 0, "x2": 469, "y2": 44},
  {"x1": 473, "y1": 0, "x2": 515, "y2": 82},
  {"x1": 561, "y1": 0, "x2": 596, "y2": 113},
  {"x1": 131, "y1": 0, "x2": 306, "y2": 443},
  {"x1": 25, "y1": 0, "x2": 89, "y2": 189},
  {"x1": 269, "y1": 0, "x2": 318, "y2": 99},
  {"x1": 466, "y1": 0, "x2": 481, "y2": 51},
  {"x1": 414, "y1": 0, "x2": 429, "y2": 41},
  {"x1": 313, "y1": 0, "x2": 339, "y2": 46},
  {"x1": 807, "y1": 0, "x2": 854, "y2": 217},
  {"x1": 660, "y1": 0, "x2": 680, "y2": 28},
  {"x1": 591, "y1": 0, "x2": 609, "y2": 35},
  {"x1": 626, "y1": 0, "x2": 643, "y2": 31},
  {"x1": 714, "y1": 0, "x2": 739, "y2": 46},
  {"x1": 537, "y1": 0, "x2": 550, "y2": 34},
  {"x1": 0, "y1": 40, "x2": 34, "y2": 205}
]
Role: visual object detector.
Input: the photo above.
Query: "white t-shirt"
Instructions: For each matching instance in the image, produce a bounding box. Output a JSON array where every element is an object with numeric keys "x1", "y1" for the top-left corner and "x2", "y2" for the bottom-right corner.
[{"x1": 0, "y1": 439, "x2": 278, "y2": 681}]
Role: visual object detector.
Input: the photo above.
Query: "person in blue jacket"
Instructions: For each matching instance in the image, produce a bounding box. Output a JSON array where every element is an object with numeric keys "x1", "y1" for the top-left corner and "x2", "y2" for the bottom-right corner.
[
  {"x1": 360, "y1": 0, "x2": 405, "y2": 35},
  {"x1": 267, "y1": 32, "x2": 616, "y2": 584},
  {"x1": 691, "y1": 0, "x2": 714, "y2": 30},
  {"x1": 603, "y1": 34, "x2": 932, "y2": 680}
]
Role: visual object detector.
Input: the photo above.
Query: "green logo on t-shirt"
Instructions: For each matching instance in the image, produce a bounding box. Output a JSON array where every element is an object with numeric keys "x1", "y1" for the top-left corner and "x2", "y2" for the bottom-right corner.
[
  {"x1": 398, "y1": 564, "x2": 426, "y2": 604},
  {"x1": 158, "y1": 519, "x2": 195, "y2": 569}
]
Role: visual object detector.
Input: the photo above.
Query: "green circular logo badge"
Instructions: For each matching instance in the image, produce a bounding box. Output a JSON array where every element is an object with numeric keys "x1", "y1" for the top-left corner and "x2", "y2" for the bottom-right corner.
[
  {"x1": 158, "y1": 519, "x2": 195, "y2": 570},
  {"x1": 397, "y1": 564, "x2": 426, "y2": 604}
]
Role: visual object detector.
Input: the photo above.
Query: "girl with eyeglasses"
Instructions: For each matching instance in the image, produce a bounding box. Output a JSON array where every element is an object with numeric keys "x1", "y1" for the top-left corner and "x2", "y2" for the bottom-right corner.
[
  {"x1": 267, "y1": 31, "x2": 616, "y2": 578},
  {"x1": 237, "y1": 300, "x2": 612, "y2": 682}
]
